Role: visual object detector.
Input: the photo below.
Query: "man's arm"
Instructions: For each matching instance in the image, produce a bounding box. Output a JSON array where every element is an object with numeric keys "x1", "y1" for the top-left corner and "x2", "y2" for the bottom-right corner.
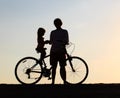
[{"x1": 64, "y1": 30, "x2": 69, "y2": 45}]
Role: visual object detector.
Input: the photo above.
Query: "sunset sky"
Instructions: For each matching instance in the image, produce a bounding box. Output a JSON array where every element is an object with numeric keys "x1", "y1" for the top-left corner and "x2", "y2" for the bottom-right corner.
[{"x1": 0, "y1": 0, "x2": 120, "y2": 84}]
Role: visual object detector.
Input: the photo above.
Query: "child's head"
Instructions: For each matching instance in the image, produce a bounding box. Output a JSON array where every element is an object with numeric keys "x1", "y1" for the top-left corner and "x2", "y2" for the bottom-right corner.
[{"x1": 37, "y1": 27, "x2": 45, "y2": 36}]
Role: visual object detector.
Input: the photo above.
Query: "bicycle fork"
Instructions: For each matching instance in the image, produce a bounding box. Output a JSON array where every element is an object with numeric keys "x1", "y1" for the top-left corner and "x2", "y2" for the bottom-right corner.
[{"x1": 67, "y1": 54, "x2": 75, "y2": 72}]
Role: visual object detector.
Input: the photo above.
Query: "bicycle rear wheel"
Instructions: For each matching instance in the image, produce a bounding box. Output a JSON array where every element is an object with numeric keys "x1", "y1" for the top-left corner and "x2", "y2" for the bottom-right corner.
[
  {"x1": 15, "y1": 57, "x2": 43, "y2": 84},
  {"x1": 65, "y1": 56, "x2": 88, "y2": 84}
]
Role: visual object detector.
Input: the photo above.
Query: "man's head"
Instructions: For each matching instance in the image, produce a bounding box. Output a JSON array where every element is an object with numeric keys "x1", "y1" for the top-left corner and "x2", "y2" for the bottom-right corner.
[{"x1": 54, "y1": 18, "x2": 62, "y2": 29}]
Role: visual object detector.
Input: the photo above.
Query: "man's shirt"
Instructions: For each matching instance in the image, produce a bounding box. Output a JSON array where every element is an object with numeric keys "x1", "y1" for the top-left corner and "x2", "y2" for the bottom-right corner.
[{"x1": 50, "y1": 28, "x2": 69, "y2": 53}]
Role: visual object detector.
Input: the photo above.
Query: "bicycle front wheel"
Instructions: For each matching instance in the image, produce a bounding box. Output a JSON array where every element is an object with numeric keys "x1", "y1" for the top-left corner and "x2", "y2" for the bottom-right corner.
[
  {"x1": 65, "y1": 56, "x2": 88, "y2": 84},
  {"x1": 15, "y1": 57, "x2": 43, "y2": 84}
]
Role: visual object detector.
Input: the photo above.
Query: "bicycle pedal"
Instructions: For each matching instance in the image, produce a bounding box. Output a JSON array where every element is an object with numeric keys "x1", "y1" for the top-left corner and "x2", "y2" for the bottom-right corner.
[{"x1": 28, "y1": 75, "x2": 30, "y2": 79}]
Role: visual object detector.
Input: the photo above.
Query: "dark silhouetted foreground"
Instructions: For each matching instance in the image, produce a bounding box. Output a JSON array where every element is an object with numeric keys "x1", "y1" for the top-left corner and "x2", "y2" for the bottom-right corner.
[{"x1": 0, "y1": 84, "x2": 120, "y2": 97}]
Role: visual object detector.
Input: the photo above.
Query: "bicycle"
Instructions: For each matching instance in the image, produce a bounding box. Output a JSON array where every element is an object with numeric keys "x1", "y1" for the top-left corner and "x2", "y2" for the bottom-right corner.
[{"x1": 15, "y1": 43, "x2": 89, "y2": 85}]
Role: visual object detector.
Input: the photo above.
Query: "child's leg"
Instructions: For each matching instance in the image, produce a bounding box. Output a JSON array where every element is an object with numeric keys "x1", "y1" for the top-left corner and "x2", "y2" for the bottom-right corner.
[{"x1": 39, "y1": 51, "x2": 46, "y2": 65}]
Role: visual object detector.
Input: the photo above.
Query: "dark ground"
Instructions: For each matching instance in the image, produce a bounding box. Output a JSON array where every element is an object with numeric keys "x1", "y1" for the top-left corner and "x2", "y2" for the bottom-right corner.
[{"x1": 0, "y1": 84, "x2": 120, "y2": 98}]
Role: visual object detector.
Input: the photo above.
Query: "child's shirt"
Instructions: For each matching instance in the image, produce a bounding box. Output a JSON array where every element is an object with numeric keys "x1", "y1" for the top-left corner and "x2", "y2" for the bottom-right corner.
[{"x1": 36, "y1": 36, "x2": 45, "y2": 52}]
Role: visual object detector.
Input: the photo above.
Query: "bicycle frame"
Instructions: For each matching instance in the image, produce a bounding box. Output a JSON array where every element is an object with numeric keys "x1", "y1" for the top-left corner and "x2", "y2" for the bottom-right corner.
[
  {"x1": 66, "y1": 53, "x2": 75, "y2": 72},
  {"x1": 30, "y1": 51, "x2": 75, "y2": 73},
  {"x1": 29, "y1": 54, "x2": 49, "y2": 69}
]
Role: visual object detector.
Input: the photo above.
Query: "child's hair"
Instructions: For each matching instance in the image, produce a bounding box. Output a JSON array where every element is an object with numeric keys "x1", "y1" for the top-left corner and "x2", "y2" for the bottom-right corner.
[{"x1": 37, "y1": 27, "x2": 45, "y2": 36}]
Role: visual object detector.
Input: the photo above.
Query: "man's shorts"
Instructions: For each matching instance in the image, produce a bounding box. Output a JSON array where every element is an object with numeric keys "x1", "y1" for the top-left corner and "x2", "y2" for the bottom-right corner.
[{"x1": 50, "y1": 52, "x2": 66, "y2": 66}]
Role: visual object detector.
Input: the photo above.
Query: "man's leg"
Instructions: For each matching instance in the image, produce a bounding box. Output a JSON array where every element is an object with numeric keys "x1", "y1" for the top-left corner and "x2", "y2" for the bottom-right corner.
[
  {"x1": 60, "y1": 66, "x2": 66, "y2": 83},
  {"x1": 50, "y1": 52, "x2": 57, "y2": 84},
  {"x1": 52, "y1": 65, "x2": 57, "y2": 84},
  {"x1": 59, "y1": 53, "x2": 66, "y2": 84}
]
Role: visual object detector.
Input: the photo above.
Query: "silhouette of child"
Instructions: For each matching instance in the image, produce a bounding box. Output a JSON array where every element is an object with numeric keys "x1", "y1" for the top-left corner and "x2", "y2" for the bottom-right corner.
[{"x1": 36, "y1": 27, "x2": 49, "y2": 65}]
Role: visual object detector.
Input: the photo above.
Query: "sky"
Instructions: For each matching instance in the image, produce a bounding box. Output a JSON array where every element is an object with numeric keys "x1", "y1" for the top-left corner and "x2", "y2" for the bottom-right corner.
[{"x1": 0, "y1": 0, "x2": 120, "y2": 84}]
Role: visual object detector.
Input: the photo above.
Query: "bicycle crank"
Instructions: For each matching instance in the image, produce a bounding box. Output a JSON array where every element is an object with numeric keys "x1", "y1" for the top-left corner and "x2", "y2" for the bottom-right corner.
[{"x1": 25, "y1": 68, "x2": 31, "y2": 79}]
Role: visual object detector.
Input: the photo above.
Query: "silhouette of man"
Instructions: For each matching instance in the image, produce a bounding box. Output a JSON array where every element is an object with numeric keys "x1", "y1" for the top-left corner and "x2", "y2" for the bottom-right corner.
[{"x1": 50, "y1": 18, "x2": 69, "y2": 84}]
